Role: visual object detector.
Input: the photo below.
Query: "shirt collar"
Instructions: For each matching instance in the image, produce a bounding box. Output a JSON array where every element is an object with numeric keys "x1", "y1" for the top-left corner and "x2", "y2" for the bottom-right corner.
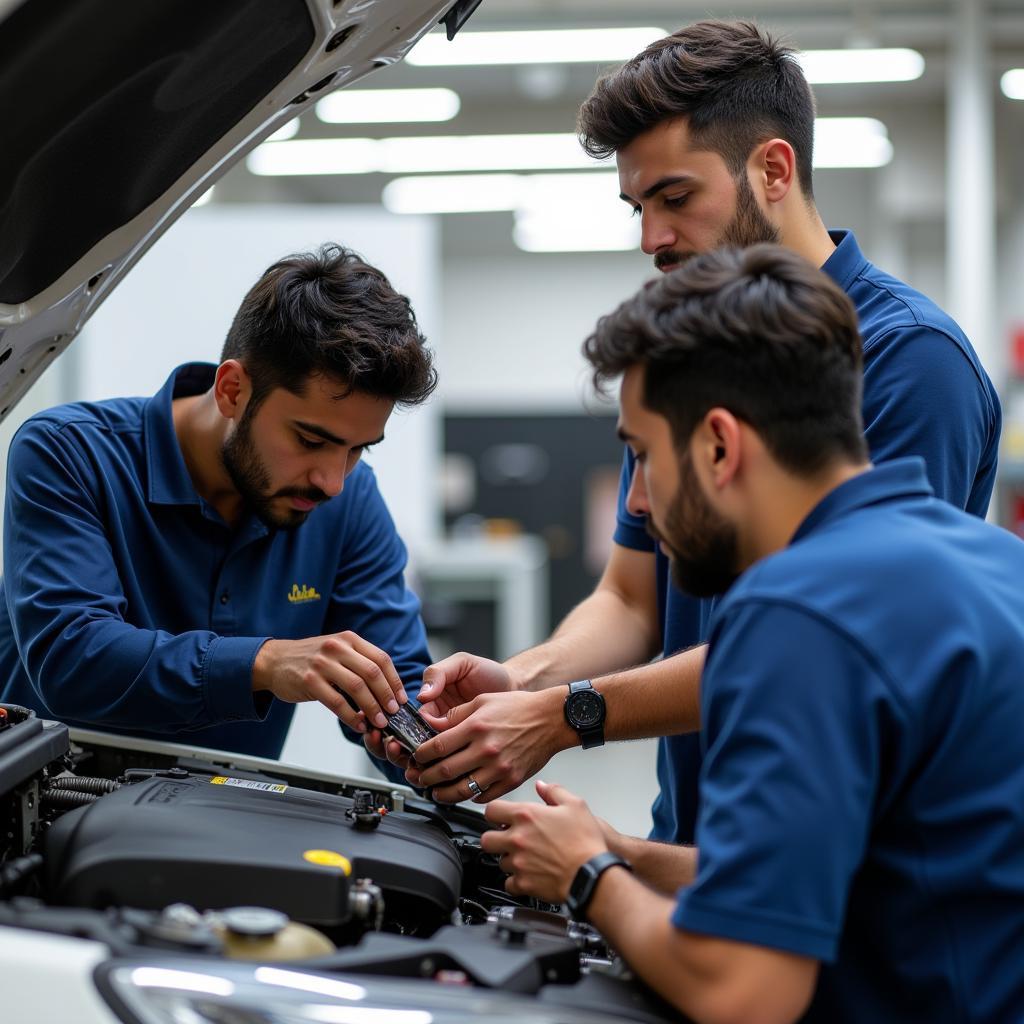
[
  {"x1": 821, "y1": 229, "x2": 869, "y2": 292},
  {"x1": 790, "y1": 458, "x2": 934, "y2": 546},
  {"x1": 144, "y1": 362, "x2": 217, "y2": 506}
]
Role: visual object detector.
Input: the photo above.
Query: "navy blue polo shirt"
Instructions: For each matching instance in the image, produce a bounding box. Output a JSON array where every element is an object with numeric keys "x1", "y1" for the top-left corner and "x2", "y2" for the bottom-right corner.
[
  {"x1": 614, "y1": 230, "x2": 1002, "y2": 842},
  {"x1": 0, "y1": 363, "x2": 429, "y2": 769},
  {"x1": 673, "y1": 459, "x2": 1024, "y2": 1022}
]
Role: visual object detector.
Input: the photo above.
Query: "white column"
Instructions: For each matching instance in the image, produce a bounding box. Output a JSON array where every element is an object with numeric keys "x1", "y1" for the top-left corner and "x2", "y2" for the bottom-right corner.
[{"x1": 946, "y1": 0, "x2": 998, "y2": 383}]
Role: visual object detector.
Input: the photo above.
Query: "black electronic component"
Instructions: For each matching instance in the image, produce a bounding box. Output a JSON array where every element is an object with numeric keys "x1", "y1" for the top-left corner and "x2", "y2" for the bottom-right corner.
[
  {"x1": 346, "y1": 789, "x2": 382, "y2": 830},
  {"x1": 383, "y1": 702, "x2": 438, "y2": 757}
]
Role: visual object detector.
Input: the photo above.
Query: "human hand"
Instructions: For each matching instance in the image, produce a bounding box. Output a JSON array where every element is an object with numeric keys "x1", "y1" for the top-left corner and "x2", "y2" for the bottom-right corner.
[
  {"x1": 481, "y1": 780, "x2": 607, "y2": 902},
  {"x1": 252, "y1": 631, "x2": 407, "y2": 733},
  {"x1": 362, "y1": 727, "x2": 413, "y2": 773},
  {"x1": 416, "y1": 652, "x2": 514, "y2": 719},
  {"x1": 407, "y1": 688, "x2": 572, "y2": 803}
]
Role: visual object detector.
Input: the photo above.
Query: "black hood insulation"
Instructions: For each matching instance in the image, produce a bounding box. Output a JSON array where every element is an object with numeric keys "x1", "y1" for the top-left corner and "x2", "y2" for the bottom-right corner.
[{"x1": 0, "y1": 0, "x2": 315, "y2": 303}]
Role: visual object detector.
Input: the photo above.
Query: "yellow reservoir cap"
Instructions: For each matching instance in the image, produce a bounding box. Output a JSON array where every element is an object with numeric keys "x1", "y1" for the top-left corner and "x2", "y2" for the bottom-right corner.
[{"x1": 303, "y1": 849, "x2": 352, "y2": 874}]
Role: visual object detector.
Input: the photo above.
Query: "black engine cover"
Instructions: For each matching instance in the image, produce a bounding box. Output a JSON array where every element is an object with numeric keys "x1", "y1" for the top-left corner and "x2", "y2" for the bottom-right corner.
[{"x1": 43, "y1": 773, "x2": 461, "y2": 929}]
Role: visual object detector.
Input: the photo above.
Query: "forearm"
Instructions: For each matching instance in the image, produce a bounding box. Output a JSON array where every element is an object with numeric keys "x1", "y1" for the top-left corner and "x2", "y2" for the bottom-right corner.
[
  {"x1": 605, "y1": 831, "x2": 698, "y2": 895},
  {"x1": 596, "y1": 644, "x2": 706, "y2": 739},
  {"x1": 586, "y1": 872, "x2": 724, "y2": 1021},
  {"x1": 506, "y1": 589, "x2": 660, "y2": 692},
  {"x1": 587, "y1": 872, "x2": 809, "y2": 1024}
]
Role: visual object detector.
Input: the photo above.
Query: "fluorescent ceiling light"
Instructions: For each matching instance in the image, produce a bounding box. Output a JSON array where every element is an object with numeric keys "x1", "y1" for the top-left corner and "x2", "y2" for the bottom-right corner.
[
  {"x1": 406, "y1": 28, "x2": 923, "y2": 84},
  {"x1": 247, "y1": 133, "x2": 604, "y2": 176},
  {"x1": 796, "y1": 48, "x2": 924, "y2": 84},
  {"x1": 266, "y1": 117, "x2": 300, "y2": 142},
  {"x1": 1002, "y1": 69, "x2": 1024, "y2": 100},
  {"x1": 514, "y1": 208, "x2": 639, "y2": 253},
  {"x1": 384, "y1": 173, "x2": 639, "y2": 253},
  {"x1": 407, "y1": 27, "x2": 667, "y2": 66},
  {"x1": 316, "y1": 88, "x2": 460, "y2": 124},
  {"x1": 814, "y1": 118, "x2": 893, "y2": 168},
  {"x1": 382, "y1": 172, "x2": 619, "y2": 214},
  {"x1": 249, "y1": 119, "x2": 892, "y2": 179}
]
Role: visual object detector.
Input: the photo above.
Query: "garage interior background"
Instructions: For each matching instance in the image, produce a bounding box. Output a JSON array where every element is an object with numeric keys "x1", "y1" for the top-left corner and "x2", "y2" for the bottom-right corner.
[{"x1": 2, "y1": 0, "x2": 1023, "y2": 836}]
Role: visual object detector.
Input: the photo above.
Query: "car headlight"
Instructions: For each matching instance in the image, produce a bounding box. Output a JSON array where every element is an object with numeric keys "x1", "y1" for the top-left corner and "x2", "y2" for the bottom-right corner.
[{"x1": 97, "y1": 959, "x2": 615, "y2": 1024}]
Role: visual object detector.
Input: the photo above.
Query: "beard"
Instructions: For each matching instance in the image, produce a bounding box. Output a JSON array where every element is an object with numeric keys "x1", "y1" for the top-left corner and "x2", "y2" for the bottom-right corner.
[
  {"x1": 653, "y1": 173, "x2": 781, "y2": 272},
  {"x1": 221, "y1": 408, "x2": 326, "y2": 531},
  {"x1": 648, "y1": 453, "x2": 740, "y2": 598}
]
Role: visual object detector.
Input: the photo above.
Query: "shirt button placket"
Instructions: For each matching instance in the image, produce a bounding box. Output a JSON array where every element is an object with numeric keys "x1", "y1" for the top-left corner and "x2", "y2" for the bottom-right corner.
[{"x1": 213, "y1": 570, "x2": 234, "y2": 631}]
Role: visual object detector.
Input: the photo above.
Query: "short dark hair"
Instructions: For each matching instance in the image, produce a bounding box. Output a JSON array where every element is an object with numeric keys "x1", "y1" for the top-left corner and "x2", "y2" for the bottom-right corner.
[
  {"x1": 221, "y1": 243, "x2": 437, "y2": 412},
  {"x1": 584, "y1": 244, "x2": 868, "y2": 475},
  {"x1": 578, "y1": 20, "x2": 816, "y2": 198}
]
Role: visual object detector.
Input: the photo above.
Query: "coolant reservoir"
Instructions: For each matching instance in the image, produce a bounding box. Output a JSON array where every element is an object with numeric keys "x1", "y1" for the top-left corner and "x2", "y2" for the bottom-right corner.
[{"x1": 213, "y1": 906, "x2": 335, "y2": 960}]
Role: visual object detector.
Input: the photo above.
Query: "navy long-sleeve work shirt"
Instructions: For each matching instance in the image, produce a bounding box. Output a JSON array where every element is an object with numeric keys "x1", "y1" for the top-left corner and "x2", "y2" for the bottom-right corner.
[{"x1": 0, "y1": 363, "x2": 429, "y2": 773}]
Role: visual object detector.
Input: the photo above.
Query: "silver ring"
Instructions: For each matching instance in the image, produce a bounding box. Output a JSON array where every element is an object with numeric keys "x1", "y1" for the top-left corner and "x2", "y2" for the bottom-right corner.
[{"x1": 467, "y1": 776, "x2": 482, "y2": 798}]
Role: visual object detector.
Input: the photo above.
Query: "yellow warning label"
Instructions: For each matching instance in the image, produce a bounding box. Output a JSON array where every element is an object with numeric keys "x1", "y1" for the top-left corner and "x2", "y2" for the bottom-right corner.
[
  {"x1": 303, "y1": 849, "x2": 352, "y2": 874},
  {"x1": 209, "y1": 776, "x2": 288, "y2": 794}
]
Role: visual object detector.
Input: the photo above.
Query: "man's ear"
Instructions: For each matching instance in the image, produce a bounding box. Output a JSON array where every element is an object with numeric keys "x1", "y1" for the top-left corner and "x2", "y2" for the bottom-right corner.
[
  {"x1": 213, "y1": 360, "x2": 250, "y2": 421},
  {"x1": 695, "y1": 408, "x2": 742, "y2": 490},
  {"x1": 752, "y1": 138, "x2": 796, "y2": 204}
]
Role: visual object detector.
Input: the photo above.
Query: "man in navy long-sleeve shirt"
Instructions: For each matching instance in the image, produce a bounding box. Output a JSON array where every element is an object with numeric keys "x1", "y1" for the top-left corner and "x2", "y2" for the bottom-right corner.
[{"x1": 0, "y1": 243, "x2": 435, "y2": 774}]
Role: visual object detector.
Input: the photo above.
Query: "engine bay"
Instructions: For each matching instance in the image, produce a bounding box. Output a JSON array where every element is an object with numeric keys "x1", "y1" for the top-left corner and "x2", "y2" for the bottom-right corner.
[{"x1": 0, "y1": 704, "x2": 677, "y2": 1023}]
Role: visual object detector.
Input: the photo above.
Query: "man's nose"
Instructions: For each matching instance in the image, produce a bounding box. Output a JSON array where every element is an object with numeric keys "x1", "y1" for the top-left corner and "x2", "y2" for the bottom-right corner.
[
  {"x1": 640, "y1": 210, "x2": 675, "y2": 256},
  {"x1": 310, "y1": 460, "x2": 345, "y2": 498},
  {"x1": 625, "y1": 462, "x2": 650, "y2": 517}
]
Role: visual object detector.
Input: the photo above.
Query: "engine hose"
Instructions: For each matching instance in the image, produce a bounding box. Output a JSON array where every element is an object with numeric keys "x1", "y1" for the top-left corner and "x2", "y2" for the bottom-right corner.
[
  {"x1": 41, "y1": 788, "x2": 101, "y2": 809},
  {"x1": 0, "y1": 853, "x2": 43, "y2": 895},
  {"x1": 49, "y1": 775, "x2": 120, "y2": 795}
]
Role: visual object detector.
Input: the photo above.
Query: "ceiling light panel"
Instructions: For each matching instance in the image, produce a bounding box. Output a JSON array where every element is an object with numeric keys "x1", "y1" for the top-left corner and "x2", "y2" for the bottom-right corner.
[
  {"x1": 249, "y1": 118, "x2": 893, "y2": 179},
  {"x1": 382, "y1": 172, "x2": 620, "y2": 214},
  {"x1": 406, "y1": 27, "x2": 667, "y2": 66},
  {"x1": 514, "y1": 209, "x2": 640, "y2": 253},
  {"x1": 316, "y1": 88, "x2": 461, "y2": 124},
  {"x1": 796, "y1": 48, "x2": 925, "y2": 84},
  {"x1": 1002, "y1": 69, "x2": 1024, "y2": 100},
  {"x1": 813, "y1": 118, "x2": 893, "y2": 168},
  {"x1": 247, "y1": 134, "x2": 605, "y2": 176}
]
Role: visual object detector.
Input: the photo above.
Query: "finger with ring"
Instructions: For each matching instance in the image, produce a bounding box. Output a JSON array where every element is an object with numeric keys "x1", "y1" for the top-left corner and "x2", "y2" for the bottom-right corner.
[{"x1": 467, "y1": 776, "x2": 485, "y2": 798}]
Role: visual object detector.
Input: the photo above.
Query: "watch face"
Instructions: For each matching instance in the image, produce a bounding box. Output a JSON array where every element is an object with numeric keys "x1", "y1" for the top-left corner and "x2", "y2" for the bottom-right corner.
[
  {"x1": 568, "y1": 690, "x2": 604, "y2": 728},
  {"x1": 569, "y1": 866, "x2": 593, "y2": 905}
]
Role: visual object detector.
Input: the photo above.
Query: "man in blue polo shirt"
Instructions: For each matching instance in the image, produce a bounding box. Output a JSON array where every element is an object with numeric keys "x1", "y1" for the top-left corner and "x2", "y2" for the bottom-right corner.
[
  {"x1": 482, "y1": 245, "x2": 1024, "y2": 1024},
  {"x1": 0, "y1": 243, "x2": 435, "y2": 771},
  {"x1": 400, "y1": 22, "x2": 1001, "y2": 831}
]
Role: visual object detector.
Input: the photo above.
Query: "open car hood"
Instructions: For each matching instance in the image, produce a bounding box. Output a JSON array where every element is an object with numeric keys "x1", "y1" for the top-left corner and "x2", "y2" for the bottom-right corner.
[{"x1": 0, "y1": 0, "x2": 480, "y2": 421}]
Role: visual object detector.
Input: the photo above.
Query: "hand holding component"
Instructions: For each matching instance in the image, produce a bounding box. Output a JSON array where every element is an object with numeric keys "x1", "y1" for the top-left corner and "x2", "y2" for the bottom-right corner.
[
  {"x1": 407, "y1": 687, "x2": 571, "y2": 803},
  {"x1": 416, "y1": 652, "x2": 515, "y2": 720},
  {"x1": 252, "y1": 630, "x2": 407, "y2": 732},
  {"x1": 482, "y1": 780, "x2": 607, "y2": 902}
]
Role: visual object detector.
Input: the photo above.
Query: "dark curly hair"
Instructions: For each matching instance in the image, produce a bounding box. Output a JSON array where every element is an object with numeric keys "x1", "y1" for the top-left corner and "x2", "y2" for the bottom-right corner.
[
  {"x1": 584, "y1": 244, "x2": 867, "y2": 475},
  {"x1": 221, "y1": 243, "x2": 437, "y2": 412},
  {"x1": 578, "y1": 20, "x2": 817, "y2": 198}
]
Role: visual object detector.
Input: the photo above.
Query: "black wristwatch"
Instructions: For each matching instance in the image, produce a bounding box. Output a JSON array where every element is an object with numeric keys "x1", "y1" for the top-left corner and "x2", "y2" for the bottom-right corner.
[
  {"x1": 567, "y1": 851, "x2": 632, "y2": 922},
  {"x1": 563, "y1": 679, "x2": 606, "y2": 749}
]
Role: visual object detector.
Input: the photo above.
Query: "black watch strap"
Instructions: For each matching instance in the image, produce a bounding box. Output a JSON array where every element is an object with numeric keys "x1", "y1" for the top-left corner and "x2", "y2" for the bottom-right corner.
[
  {"x1": 567, "y1": 851, "x2": 632, "y2": 922},
  {"x1": 564, "y1": 679, "x2": 606, "y2": 749}
]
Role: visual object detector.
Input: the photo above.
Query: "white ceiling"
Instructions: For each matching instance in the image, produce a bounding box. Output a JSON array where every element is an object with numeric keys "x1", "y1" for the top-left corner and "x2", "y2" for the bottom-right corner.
[{"x1": 212, "y1": 0, "x2": 1024, "y2": 257}]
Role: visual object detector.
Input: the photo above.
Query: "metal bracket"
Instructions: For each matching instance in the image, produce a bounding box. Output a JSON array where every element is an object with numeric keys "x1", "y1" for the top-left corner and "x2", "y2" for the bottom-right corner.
[{"x1": 442, "y1": 0, "x2": 483, "y2": 41}]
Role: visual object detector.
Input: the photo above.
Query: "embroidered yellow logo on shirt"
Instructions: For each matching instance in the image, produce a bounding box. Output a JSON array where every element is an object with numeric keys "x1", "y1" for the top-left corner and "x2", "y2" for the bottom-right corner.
[{"x1": 288, "y1": 583, "x2": 322, "y2": 604}]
